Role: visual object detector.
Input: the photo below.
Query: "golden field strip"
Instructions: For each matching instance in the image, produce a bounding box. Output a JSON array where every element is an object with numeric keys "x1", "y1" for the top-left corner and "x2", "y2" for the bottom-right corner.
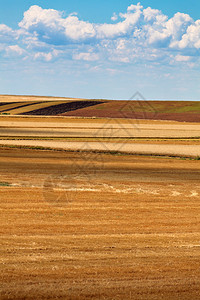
[
  {"x1": 0, "y1": 103, "x2": 200, "y2": 299},
  {"x1": 0, "y1": 101, "x2": 66, "y2": 115}
]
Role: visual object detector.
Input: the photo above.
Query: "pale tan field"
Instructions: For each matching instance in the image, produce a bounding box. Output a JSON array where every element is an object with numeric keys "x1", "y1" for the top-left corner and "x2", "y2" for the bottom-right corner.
[
  {"x1": 1, "y1": 139, "x2": 200, "y2": 157},
  {"x1": 0, "y1": 149, "x2": 200, "y2": 299},
  {"x1": 1, "y1": 116, "x2": 200, "y2": 157},
  {"x1": 0, "y1": 95, "x2": 82, "y2": 102},
  {"x1": 1, "y1": 116, "x2": 200, "y2": 139}
]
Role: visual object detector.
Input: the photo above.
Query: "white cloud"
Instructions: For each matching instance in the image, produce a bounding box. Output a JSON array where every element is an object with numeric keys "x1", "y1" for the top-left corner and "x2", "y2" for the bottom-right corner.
[
  {"x1": 167, "y1": 12, "x2": 193, "y2": 41},
  {"x1": 144, "y1": 11, "x2": 193, "y2": 48},
  {"x1": 34, "y1": 52, "x2": 53, "y2": 61},
  {"x1": 0, "y1": 24, "x2": 17, "y2": 43},
  {"x1": 174, "y1": 20, "x2": 200, "y2": 49},
  {"x1": 111, "y1": 13, "x2": 118, "y2": 22},
  {"x1": 97, "y1": 7, "x2": 142, "y2": 39},
  {"x1": 143, "y1": 7, "x2": 163, "y2": 22},
  {"x1": 62, "y1": 16, "x2": 95, "y2": 41},
  {"x1": 175, "y1": 55, "x2": 191, "y2": 62},
  {"x1": 6, "y1": 45, "x2": 25, "y2": 56},
  {"x1": 19, "y1": 5, "x2": 61, "y2": 30},
  {"x1": 127, "y1": 3, "x2": 143, "y2": 12},
  {"x1": 19, "y1": 4, "x2": 143, "y2": 41},
  {"x1": 19, "y1": 5, "x2": 95, "y2": 44},
  {"x1": 34, "y1": 49, "x2": 62, "y2": 61},
  {"x1": 73, "y1": 52, "x2": 99, "y2": 61},
  {"x1": 0, "y1": 2, "x2": 199, "y2": 65}
]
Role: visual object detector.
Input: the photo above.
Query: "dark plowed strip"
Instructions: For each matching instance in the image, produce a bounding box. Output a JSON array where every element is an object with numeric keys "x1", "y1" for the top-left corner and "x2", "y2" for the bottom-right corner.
[
  {"x1": 21, "y1": 101, "x2": 104, "y2": 116},
  {"x1": 0, "y1": 103, "x2": 10, "y2": 107},
  {"x1": 0, "y1": 102, "x2": 44, "y2": 113}
]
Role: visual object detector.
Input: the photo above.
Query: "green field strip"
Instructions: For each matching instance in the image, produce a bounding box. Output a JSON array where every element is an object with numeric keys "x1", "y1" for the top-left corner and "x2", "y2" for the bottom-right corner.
[
  {"x1": 6, "y1": 101, "x2": 66, "y2": 115},
  {"x1": 92, "y1": 101, "x2": 200, "y2": 114}
]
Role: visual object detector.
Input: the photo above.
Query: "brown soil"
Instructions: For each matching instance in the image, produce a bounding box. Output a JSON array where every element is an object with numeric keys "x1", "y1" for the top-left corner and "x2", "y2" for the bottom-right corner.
[
  {"x1": 63, "y1": 109, "x2": 200, "y2": 123},
  {"x1": 0, "y1": 148, "x2": 200, "y2": 299}
]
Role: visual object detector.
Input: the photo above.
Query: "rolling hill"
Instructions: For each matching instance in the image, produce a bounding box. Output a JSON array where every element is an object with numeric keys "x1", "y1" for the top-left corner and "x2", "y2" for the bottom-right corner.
[{"x1": 1, "y1": 95, "x2": 200, "y2": 122}]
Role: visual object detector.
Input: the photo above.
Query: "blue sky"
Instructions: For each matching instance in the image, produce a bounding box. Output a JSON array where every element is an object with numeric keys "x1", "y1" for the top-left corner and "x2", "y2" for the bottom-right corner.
[{"x1": 0, "y1": 1, "x2": 200, "y2": 100}]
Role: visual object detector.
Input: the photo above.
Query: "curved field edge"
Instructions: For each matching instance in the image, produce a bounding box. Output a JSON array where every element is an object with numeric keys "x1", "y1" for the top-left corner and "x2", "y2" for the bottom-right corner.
[{"x1": 0, "y1": 144, "x2": 199, "y2": 160}]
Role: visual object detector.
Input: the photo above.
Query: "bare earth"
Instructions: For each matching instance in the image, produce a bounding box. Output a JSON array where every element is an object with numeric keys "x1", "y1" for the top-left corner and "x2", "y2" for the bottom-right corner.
[{"x1": 0, "y1": 149, "x2": 200, "y2": 299}]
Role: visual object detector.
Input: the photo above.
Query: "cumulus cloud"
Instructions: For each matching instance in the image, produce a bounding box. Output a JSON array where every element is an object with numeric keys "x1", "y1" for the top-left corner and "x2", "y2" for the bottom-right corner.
[
  {"x1": 143, "y1": 7, "x2": 163, "y2": 22},
  {"x1": 97, "y1": 7, "x2": 142, "y2": 39},
  {"x1": 0, "y1": 3, "x2": 199, "y2": 65},
  {"x1": 19, "y1": 5, "x2": 95, "y2": 44},
  {"x1": 144, "y1": 11, "x2": 193, "y2": 48},
  {"x1": 174, "y1": 20, "x2": 200, "y2": 49}
]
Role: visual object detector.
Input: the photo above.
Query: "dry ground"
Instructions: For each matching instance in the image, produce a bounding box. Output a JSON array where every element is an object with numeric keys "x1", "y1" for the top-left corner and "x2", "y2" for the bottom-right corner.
[
  {"x1": 1, "y1": 113, "x2": 200, "y2": 299},
  {"x1": 1, "y1": 116, "x2": 200, "y2": 138},
  {"x1": 0, "y1": 148, "x2": 200, "y2": 299},
  {"x1": 1, "y1": 116, "x2": 200, "y2": 158}
]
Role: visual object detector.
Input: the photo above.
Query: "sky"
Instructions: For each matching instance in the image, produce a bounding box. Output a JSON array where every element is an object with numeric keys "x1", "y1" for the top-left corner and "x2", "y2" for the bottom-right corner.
[{"x1": 0, "y1": 0, "x2": 200, "y2": 100}]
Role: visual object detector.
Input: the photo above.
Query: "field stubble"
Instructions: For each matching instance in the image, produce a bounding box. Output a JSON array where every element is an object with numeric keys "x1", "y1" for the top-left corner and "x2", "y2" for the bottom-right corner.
[{"x1": 0, "y1": 149, "x2": 200, "y2": 299}]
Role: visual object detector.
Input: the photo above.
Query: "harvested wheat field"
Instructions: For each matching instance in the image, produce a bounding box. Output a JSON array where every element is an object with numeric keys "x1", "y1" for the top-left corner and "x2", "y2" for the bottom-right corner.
[
  {"x1": 0, "y1": 148, "x2": 200, "y2": 299},
  {"x1": 1, "y1": 98, "x2": 200, "y2": 299}
]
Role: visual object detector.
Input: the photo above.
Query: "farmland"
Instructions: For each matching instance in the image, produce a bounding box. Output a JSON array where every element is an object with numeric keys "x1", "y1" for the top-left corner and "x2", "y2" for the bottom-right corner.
[
  {"x1": 0, "y1": 149, "x2": 200, "y2": 299},
  {"x1": 1, "y1": 94, "x2": 200, "y2": 122},
  {"x1": 0, "y1": 95, "x2": 200, "y2": 299}
]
